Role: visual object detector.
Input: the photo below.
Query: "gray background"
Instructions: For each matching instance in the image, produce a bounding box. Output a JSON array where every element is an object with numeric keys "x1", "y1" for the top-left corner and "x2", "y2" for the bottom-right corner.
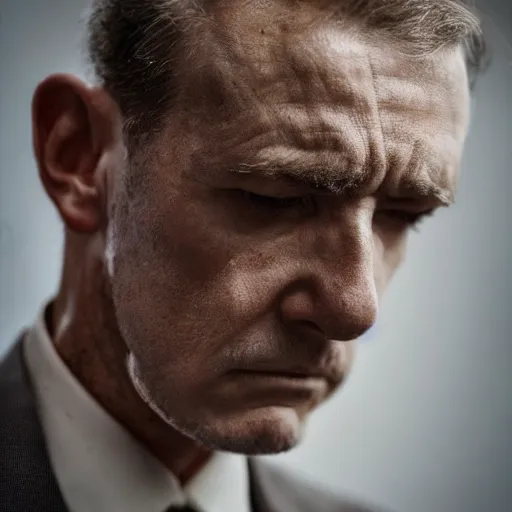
[{"x1": 0, "y1": 1, "x2": 510, "y2": 511}]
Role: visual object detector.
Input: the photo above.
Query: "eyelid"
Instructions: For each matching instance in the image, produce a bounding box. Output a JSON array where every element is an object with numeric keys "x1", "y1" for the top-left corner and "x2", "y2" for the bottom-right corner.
[
  {"x1": 381, "y1": 194, "x2": 442, "y2": 210},
  {"x1": 384, "y1": 206, "x2": 436, "y2": 215},
  {"x1": 376, "y1": 207, "x2": 436, "y2": 227},
  {"x1": 242, "y1": 190, "x2": 306, "y2": 199},
  {"x1": 239, "y1": 190, "x2": 315, "y2": 211}
]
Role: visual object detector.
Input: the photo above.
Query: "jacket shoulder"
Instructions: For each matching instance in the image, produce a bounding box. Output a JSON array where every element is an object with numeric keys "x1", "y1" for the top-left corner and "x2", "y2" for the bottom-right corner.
[
  {"x1": 0, "y1": 338, "x2": 69, "y2": 512},
  {"x1": 250, "y1": 459, "x2": 389, "y2": 512}
]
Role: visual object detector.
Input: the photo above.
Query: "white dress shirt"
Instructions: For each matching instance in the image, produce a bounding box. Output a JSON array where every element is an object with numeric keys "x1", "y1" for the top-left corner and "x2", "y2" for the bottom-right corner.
[{"x1": 23, "y1": 305, "x2": 251, "y2": 512}]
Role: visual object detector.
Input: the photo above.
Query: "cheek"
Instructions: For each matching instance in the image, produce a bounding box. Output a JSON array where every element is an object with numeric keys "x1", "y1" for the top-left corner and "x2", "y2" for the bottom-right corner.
[
  {"x1": 107, "y1": 192, "x2": 273, "y2": 375},
  {"x1": 373, "y1": 231, "x2": 408, "y2": 295}
]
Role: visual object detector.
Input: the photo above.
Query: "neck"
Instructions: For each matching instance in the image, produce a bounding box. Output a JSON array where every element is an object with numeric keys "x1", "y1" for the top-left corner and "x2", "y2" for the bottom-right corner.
[{"x1": 51, "y1": 232, "x2": 212, "y2": 484}]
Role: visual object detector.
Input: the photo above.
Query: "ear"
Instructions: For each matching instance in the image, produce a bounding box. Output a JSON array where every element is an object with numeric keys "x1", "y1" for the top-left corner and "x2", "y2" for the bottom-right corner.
[{"x1": 32, "y1": 74, "x2": 123, "y2": 233}]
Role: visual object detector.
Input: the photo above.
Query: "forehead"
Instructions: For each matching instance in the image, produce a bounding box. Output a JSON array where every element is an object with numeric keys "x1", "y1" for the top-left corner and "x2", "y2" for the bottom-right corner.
[{"x1": 174, "y1": 2, "x2": 470, "y2": 198}]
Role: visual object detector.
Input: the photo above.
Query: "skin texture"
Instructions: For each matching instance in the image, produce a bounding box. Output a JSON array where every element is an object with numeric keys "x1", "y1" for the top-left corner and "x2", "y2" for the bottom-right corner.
[{"x1": 32, "y1": 1, "x2": 470, "y2": 482}]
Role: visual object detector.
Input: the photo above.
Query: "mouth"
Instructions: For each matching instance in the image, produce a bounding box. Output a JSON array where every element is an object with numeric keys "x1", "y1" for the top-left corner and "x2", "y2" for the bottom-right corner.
[
  {"x1": 222, "y1": 369, "x2": 328, "y2": 410},
  {"x1": 228, "y1": 368, "x2": 331, "y2": 393},
  {"x1": 217, "y1": 365, "x2": 339, "y2": 410},
  {"x1": 230, "y1": 357, "x2": 343, "y2": 381},
  {"x1": 239, "y1": 369, "x2": 325, "y2": 380}
]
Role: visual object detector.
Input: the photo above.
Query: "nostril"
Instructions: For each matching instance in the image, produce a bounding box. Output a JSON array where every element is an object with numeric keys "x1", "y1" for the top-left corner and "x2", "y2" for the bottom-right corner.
[
  {"x1": 298, "y1": 320, "x2": 323, "y2": 334},
  {"x1": 285, "y1": 319, "x2": 327, "y2": 346}
]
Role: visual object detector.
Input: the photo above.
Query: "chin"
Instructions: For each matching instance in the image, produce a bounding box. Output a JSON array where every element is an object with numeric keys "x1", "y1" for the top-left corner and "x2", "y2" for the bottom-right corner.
[
  {"x1": 175, "y1": 406, "x2": 306, "y2": 455},
  {"x1": 129, "y1": 362, "x2": 310, "y2": 455}
]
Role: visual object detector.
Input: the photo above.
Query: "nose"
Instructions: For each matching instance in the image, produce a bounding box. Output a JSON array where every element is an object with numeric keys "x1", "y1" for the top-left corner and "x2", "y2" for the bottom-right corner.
[{"x1": 279, "y1": 221, "x2": 378, "y2": 342}]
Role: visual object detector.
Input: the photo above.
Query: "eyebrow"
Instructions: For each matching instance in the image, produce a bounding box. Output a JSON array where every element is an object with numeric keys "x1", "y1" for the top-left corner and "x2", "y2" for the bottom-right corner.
[
  {"x1": 228, "y1": 161, "x2": 454, "y2": 206},
  {"x1": 396, "y1": 178, "x2": 455, "y2": 206},
  {"x1": 229, "y1": 160, "x2": 366, "y2": 195}
]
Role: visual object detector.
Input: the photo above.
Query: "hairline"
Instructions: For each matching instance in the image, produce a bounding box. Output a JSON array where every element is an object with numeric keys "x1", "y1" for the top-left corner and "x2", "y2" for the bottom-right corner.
[{"x1": 85, "y1": 0, "x2": 486, "y2": 148}]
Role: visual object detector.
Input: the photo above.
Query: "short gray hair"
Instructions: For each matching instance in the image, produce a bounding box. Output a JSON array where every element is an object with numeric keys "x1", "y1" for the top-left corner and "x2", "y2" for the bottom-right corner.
[{"x1": 87, "y1": 0, "x2": 486, "y2": 143}]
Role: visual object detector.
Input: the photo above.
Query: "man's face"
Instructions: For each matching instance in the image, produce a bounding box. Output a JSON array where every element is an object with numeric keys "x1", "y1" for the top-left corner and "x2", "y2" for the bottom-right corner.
[{"x1": 106, "y1": 5, "x2": 470, "y2": 454}]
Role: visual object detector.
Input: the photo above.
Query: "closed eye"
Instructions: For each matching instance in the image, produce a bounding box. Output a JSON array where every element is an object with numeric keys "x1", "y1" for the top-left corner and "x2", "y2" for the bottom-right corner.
[
  {"x1": 239, "y1": 190, "x2": 436, "y2": 228},
  {"x1": 377, "y1": 208, "x2": 436, "y2": 229},
  {"x1": 240, "y1": 191, "x2": 314, "y2": 210}
]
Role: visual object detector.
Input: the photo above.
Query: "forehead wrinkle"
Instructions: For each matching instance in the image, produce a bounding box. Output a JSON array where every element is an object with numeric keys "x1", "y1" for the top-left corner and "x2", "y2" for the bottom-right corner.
[
  {"x1": 386, "y1": 136, "x2": 456, "y2": 205},
  {"x1": 218, "y1": 45, "x2": 387, "y2": 195},
  {"x1": 184, "y1": 12, "x2": 467, "y2": 207},
  {"x1": 271, "y1": 31, "x2": 387, "y2": 179},
  {"x1": 368, "y1": 46, "x2": 468, "y2": 205},
  {"x1": 190, "y1": 19, "x2": 388, "y2": 164}
]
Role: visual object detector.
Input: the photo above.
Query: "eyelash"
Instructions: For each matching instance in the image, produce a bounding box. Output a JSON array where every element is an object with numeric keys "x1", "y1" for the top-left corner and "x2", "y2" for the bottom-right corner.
[
  {"x1": 240, "y1": 191, "x2": 435, "y2": 228},
  {"x1": 241, "y1": 191, "x2": 313, "y2": 210},
  {"x1": 379, "y1": 209, "x2": 435, "y2": 228}
]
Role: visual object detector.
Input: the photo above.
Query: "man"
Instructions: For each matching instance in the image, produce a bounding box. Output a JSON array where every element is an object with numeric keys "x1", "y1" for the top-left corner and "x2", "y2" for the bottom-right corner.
[{"x1": 0, "y1": 0, "x2": 486, "y2": 511}]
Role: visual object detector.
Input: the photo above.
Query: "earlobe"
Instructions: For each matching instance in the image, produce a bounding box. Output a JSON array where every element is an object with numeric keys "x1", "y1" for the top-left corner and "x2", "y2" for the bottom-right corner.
[{"x1": 32, "y1": 74, "x2": 117, "y2": 233}]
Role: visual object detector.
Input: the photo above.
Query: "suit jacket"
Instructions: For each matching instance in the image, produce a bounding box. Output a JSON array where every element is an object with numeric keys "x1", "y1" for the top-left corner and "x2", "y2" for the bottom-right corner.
[{"x1": 0, "y1": 338, "x2": 383, "y2": 512}]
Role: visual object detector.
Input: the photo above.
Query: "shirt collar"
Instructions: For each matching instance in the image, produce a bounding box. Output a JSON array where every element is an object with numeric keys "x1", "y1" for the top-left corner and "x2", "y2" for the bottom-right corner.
[{"x1": 24, "y1": 303, "x2": 251, "y2": 512}]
